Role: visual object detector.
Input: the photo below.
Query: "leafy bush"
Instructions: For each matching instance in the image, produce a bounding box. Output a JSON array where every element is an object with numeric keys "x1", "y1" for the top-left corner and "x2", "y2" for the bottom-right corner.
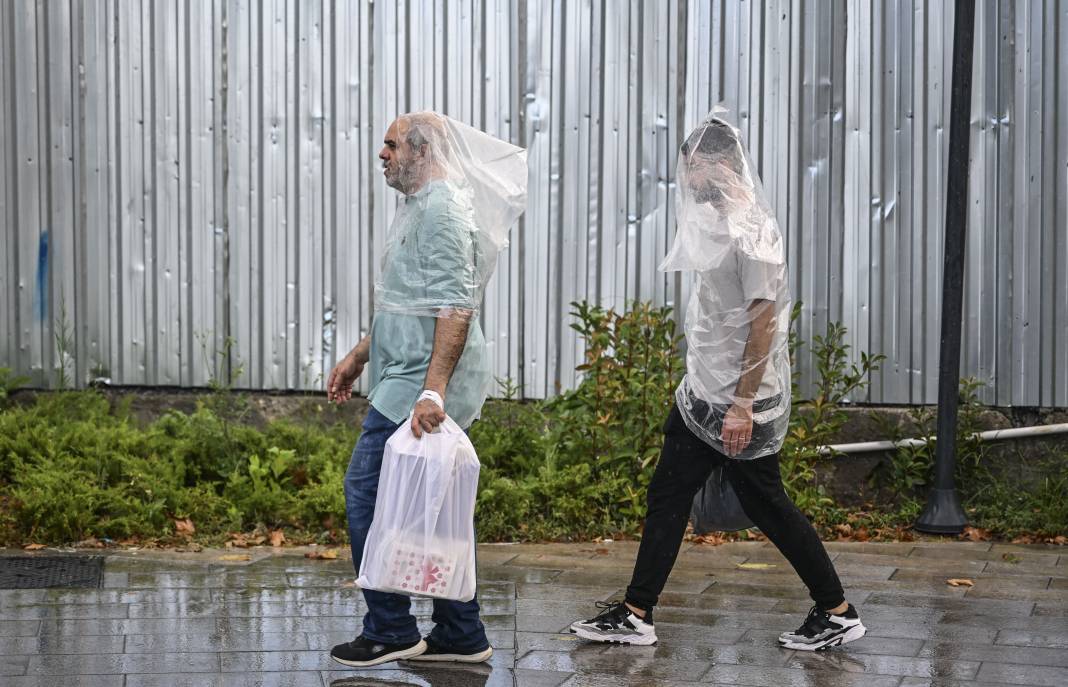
[
  {"x1": 473, "y1": 301, "x2": 683, "y2": 540},
  {"x1": 868, "y1": 377, "x2": 1068, "y2": 538},
  {"x1": 870, "y1": 377, "x2": 988, "y2": 498},
  {"x1": 0, "y1": 391, "x2": 357, "y2": 546},
  {"x1": 0, "y1": 367, "x2": 29, "y2": 407},
  {"x1": 545, "y1": 301, "x2": 683, "y2": 479},
  {"x1": 780, "y1": 308, "x2": 884, "y2": 518},
  {"x1": 468, "y1": 379, "x2": 550, "y2": 475},
  {"x1": 1, "y1": 302, "x2": 1062, "y2": 546}
]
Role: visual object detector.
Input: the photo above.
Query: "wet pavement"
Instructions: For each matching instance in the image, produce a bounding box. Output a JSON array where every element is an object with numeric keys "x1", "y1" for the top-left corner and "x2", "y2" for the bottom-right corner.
[{"x1": 1, "y1": 540, "x2": 1066, "y2": 686}]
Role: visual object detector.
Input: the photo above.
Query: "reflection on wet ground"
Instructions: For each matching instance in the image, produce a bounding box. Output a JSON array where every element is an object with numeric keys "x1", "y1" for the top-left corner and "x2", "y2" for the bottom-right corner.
[{"x1": 1, "y1": 540, "x2": 1066, "y2": 686}]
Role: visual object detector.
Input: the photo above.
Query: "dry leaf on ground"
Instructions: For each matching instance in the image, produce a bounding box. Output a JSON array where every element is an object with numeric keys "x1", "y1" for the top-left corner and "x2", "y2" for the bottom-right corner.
[
  {"x1": 736, "y1": 562, "x2": 776, "y2": 570},
  {"x1": 961, "y1": 526, "x2": 991, "y2": 542},
  {"x1": 226, "y1": 532, "x2": 267, "y2": 548},
  {"x1": 305, "y1": 549, "x2": 339, "y2": 560},
  {"x1": 174, "y1": 518, "x2": 195, "y2": 537},
  {"x1": 692, "y1": 533, "x2": 728, "y2": 546},
  {"x1": 219, "y1": 554, "x2": 251, "y2": 562},
  {"x1": 946, "y1": 578, "x2": 974, "y2": 587},
  {"x1": 834, "y1": 524, "x2": 853, "y2": 541}
]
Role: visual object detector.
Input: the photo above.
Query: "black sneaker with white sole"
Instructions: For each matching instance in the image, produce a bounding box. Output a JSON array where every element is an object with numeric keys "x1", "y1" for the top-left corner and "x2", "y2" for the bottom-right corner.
[
  {"x1": 778, "y1": 604, "x2": 866, "y2": 651},
  {"x1": 330, "y1": 635, "x2": 427, "y2": 667},
  {"x1": 404, "y1": 636, "x2": 494, "y2": 663},
  {"x1": 569, "y1": 601, "x2": 658, "y2": 645}
]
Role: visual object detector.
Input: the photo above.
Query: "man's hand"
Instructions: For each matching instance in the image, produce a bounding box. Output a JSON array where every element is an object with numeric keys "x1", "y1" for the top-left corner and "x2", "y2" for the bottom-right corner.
[
  {"x1": 326, "y1": 354, "x2": 364, "y2": 404},
  {"x1": 721, "y1": 402, "x2": 754, "y2": 457},
  {"x1": 411, "y1": 398, "x2": 446, "y2": 437}
]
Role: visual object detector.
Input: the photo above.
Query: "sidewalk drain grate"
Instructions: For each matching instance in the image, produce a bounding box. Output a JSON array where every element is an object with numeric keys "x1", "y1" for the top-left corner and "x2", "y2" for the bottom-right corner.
[{"x1": 0, "y1": 556, "x2": 105, "y2": 589}]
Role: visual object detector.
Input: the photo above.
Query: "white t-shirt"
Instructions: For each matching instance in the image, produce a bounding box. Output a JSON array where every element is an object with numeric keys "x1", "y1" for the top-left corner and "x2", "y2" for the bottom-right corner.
[{"x1": 681, "y1": 239, "x2": 790, "y2": 423}]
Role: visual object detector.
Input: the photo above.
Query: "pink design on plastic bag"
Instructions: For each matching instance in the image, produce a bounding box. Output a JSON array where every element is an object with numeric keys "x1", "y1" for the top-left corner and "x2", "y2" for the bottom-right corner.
[{"x1": 420, "y1": 559, "x2": 442, "y2": 591}]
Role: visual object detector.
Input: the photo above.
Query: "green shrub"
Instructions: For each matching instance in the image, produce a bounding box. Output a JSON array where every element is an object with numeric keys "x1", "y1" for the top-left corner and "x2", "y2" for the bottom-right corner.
[
  {"x1": 0, "y1": 367, "x2": 29, "y2": 407},
  {"x1": 0, "y1": 389, "x2": 355, "y2": 546},
  {"x1": 469, "y1": 379, "x2": 550, "y2": 474},
  {"x1": 544, "y1": 301, "x2": 683, "y2": 478},
  {"x1": 1, "y1": 301, "x2": 1062, "y2": 546},
  {"x1": 870, "y1": 377, "x2": 989, "y2": 499},
  {"x1": 780, "y1": 309, "x2": 884, "y2": 519}
]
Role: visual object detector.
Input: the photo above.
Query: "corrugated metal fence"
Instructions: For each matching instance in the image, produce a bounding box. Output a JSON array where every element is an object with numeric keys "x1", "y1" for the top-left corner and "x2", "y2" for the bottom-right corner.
[{"x1": 2, "y1": 0, "x2": 1066, "y2": 406}]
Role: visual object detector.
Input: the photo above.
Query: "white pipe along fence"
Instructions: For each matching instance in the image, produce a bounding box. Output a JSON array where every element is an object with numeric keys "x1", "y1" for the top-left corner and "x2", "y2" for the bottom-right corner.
[{"x1": 818, "y1": 423, "x2": 1068, "y2": 456}]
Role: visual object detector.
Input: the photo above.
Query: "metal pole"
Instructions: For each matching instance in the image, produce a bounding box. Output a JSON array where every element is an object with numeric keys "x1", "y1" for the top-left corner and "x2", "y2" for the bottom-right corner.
[{"x1": 915, "y1": 0, "x2": 976, "y2": 534}]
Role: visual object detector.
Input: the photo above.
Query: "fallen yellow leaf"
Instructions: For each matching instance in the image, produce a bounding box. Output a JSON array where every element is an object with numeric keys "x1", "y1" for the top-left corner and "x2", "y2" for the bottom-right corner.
[
  {"x1": 946, "y1": 578, "x2": 974, "y2": 587},
  {"x1": 736, "y1": 562, "x2": 776, "y2": 570},
  {"x1": 304, "y1": 549, "x2": 339, "y2": 560},
  {"x1": 219, "y1": 554, "x2": 251, "y2": 562}
]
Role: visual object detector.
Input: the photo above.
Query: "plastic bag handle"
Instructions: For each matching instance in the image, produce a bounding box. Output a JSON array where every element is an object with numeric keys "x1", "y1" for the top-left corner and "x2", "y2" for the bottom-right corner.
[{"x1": 405, "y1": 412, "x2": 465, "y2": 544}]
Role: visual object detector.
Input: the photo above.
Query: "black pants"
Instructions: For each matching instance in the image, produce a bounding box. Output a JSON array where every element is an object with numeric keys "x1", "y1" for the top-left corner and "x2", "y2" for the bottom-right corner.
[{"x1": 625, "y1": 404, "x2": 845, "y2": 611}]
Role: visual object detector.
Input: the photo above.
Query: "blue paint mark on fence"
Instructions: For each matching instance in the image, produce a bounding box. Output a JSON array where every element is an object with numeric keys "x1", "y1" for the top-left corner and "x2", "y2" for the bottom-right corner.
[{"x1": 34, "y1": 231, "x2": 49, "y2": 321}]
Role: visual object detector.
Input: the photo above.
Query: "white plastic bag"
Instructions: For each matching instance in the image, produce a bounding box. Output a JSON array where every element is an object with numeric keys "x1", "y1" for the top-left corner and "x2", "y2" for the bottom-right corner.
[{"x1": 356, "y1": 416, "x2": 480, "y2": 602}]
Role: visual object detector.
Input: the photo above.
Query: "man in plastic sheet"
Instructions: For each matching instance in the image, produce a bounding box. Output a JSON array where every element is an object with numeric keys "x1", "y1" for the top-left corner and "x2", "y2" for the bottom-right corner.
[
  {"x1": 324, "y1": 112, "x2": 527, "y2": 667},
  {"x1": 568, "y1": 106, "x2": 867, "y2": 652}
]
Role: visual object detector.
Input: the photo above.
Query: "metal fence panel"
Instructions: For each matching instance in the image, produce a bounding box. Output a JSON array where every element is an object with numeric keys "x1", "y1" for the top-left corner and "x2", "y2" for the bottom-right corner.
[{"x1": 1, "y1": 0, "x2": 1065, "y2": 407}]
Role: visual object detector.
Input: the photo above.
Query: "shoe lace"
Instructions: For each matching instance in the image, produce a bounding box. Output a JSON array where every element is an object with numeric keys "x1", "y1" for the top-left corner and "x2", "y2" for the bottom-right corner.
[
  {"x1": 795, "y1": 605, "x2": 827, "y2": 636},
  {"x1": 592, "y1": 600, "x2": 627, "y2": 622}
]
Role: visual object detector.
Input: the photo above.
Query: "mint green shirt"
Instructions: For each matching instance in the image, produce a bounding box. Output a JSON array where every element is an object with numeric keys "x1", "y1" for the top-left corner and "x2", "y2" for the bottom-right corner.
[{"x1": 367, "y1": 181, "x2": 493, "y2": 428}]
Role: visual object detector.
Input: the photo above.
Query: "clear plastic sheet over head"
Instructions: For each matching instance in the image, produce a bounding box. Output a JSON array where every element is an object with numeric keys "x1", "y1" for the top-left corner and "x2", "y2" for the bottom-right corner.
[
  {"x1": 374, "y1": 112, "x2": 528, "y2": 321},
  {"x1": 660, "y1": 106, "x2": 792, "y2": 460}
]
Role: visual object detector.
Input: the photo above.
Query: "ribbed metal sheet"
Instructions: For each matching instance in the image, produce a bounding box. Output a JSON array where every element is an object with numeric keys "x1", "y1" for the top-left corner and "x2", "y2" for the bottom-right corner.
[{"x1": 2, "y1": 0, "x2": 1066, "y2": 406}]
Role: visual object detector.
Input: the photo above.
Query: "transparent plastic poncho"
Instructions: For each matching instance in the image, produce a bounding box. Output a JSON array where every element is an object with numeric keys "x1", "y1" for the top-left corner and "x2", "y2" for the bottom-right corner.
[
  {"x1": 374, "y1": 112, "x2": 528, "y2": 321},
  {"x1": 660, "y1": 106, "x2": 791, "y2": 460}
]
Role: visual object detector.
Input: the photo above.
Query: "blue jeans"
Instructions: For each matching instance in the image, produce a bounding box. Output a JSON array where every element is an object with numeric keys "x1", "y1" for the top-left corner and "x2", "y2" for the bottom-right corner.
[{"x1": 345, "y1": 406, "x2": 488, "y2": 651}]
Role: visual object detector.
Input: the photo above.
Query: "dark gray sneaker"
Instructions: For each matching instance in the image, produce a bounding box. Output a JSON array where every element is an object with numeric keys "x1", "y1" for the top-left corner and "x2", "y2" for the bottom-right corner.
[
  {"x1": 569, "y1": 601, "x2": 658, "y2": 645},
  {"x1": 330, "y1": 635, "x2": 427, "y2": 667}
]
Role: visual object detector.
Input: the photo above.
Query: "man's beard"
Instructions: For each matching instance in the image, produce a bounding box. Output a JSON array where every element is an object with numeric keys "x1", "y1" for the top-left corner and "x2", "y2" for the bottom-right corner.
[
  {"x1": 693, "y1": 182, "x2": 726, "y2": 209},
  {"x1": 386, "y1": 162, "x2": 424, "y2": 194},
  {"x1": 383, "y1": 165, "x2": 398, "y2": 189}
]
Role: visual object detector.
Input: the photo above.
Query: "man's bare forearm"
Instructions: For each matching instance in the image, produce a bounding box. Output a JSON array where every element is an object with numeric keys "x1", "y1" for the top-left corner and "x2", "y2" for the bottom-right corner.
[
  {"x1": 733, "y1": 299, "x2": 776, "y2": 405},
  {"x1": 345, "y1": 336, "x2": 372, "y2": 365},
  {"x1": 424, "y1": 310, "x2": 473, "y2": 397}
]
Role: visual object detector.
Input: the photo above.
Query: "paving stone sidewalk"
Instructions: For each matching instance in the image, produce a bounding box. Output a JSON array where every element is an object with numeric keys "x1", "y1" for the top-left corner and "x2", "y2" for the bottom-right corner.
[{"x1": 2, "y1": 540, "x2": 1066, "y2": 686}]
